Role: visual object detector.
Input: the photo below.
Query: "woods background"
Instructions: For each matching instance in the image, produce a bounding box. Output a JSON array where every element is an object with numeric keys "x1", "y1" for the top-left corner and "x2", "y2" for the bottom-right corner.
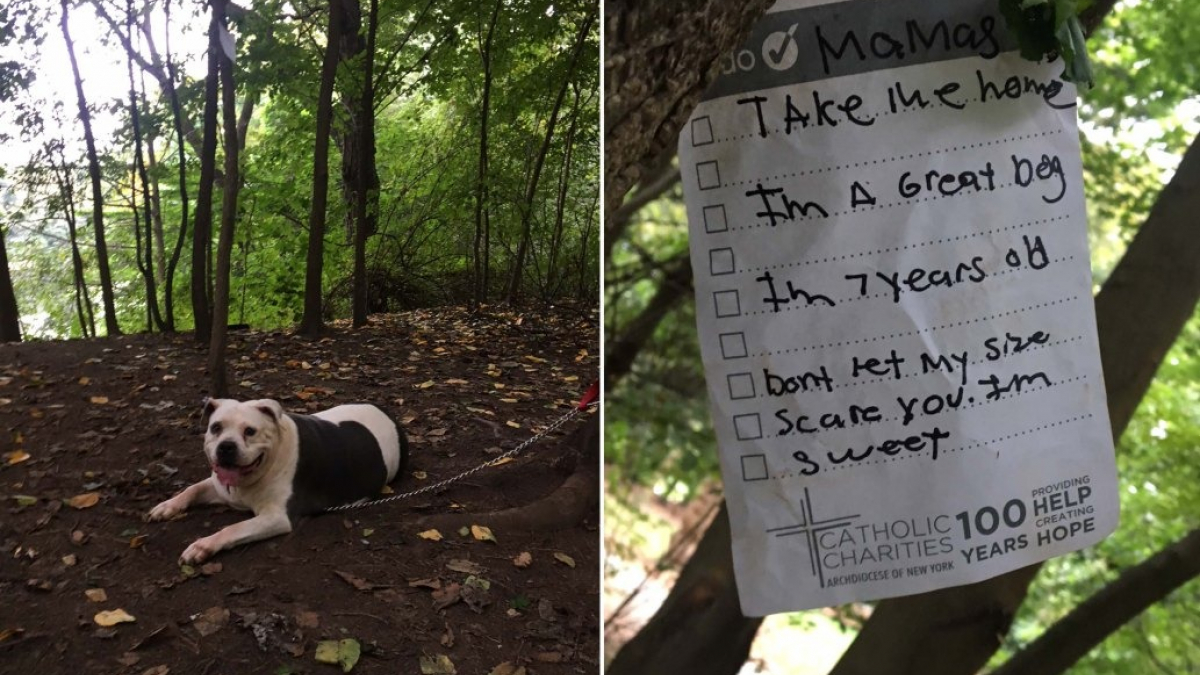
[{"x1": 0, "y1": 0, "x2": 599, "y2": 347}]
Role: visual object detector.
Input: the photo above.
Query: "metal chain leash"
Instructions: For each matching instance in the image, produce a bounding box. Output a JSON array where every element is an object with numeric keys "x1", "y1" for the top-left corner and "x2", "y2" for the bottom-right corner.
[{"x1": 324, "y1": 401, "x2": 598, "y2": 513}]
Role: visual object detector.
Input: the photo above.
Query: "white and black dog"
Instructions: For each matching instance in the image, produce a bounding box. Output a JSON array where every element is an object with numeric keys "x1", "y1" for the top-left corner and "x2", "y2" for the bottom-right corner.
[{"x1": 148, "y1": 398, "x2": 408, "y2": 564}]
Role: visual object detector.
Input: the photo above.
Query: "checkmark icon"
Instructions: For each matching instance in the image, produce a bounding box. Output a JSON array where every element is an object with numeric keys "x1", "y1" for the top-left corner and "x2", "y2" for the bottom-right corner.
[{"x1": 763, "y1": 24, "x2": 800, "y2": 71}]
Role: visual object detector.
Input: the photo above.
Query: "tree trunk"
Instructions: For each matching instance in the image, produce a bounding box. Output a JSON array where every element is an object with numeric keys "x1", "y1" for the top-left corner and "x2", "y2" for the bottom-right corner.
[
  {"x1": 192, "y1": 2, "x2": 221, "y2": 343},
  {"x1": 208, "y1": 1, "x2": 239, "y2": 397},
  {"x1": 126, "y1": 6, "x2": 166, "y2": 333},
  {"x1": 473, "y1": 0, "x2": 501, "y2": 306},
  {"x1": 990, "y1": 526, "x2": 1200, "y2": 675},
  {"x1": 351, "y1": 0, "x2": 379, "y2": 327},
  {"x1": 0, "y1": 228, "x2": 20, "y2": 342},
  {"x1": 61, "y1": 0, "x2": 121, "y2": 337},
  {"x1": 505, "y1": 10, "x2": 595, "y2": 304},
  {"x1": 298, "y1": 0, "x2": 344, "y2": 336},
  {"x1": 48, "y1": 143, "x2": 96, "y2": 338},
  {"x1": 163, "y1": 0, "x2": 188, "y2": 334},
  {"x1": 546, "y1": 84, "x2": 581, "y2": 299}
]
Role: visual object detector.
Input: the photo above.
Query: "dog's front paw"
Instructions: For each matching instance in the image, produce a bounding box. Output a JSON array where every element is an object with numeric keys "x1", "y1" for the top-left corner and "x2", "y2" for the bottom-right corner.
[
  {"x1": 180, "y1": 536, "x2": 219, "y2": 565},
  {"x1": 147, "y1": 498, "x2": 185, "y2": 522}
]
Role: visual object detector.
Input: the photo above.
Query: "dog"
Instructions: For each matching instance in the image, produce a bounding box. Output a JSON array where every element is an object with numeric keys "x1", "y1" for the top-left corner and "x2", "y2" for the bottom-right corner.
[{"x1": 148, "y1": 398, "x2": 408, "y2": 564}]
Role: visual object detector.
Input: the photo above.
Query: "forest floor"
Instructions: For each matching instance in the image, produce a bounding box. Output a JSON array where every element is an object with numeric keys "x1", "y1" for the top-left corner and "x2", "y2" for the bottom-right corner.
[{"x1": 0, "y1": 305, "x2": 600, "y2": 675}]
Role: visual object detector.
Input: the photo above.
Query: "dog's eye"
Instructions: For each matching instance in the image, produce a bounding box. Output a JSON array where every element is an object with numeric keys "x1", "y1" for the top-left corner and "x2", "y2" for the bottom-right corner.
[
  {"x1": 245, "y1": 427, "x2": 257, "y2": 438},
  {"x1": 209, "y1": 423, "x2": 222, "y2": 434}
]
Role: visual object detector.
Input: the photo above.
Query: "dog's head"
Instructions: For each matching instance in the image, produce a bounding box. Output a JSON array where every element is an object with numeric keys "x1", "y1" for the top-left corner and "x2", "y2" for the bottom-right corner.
[{"x1": 201, "y1": 398, "x2": 285, "y2": 488}]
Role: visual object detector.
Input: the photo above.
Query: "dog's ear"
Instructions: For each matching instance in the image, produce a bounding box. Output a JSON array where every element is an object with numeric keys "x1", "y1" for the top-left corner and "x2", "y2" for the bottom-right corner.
[
  {"x1": 253, "y1": 399, "x2": 284, "y2": 424},
  {"x1": 201, "y1": 397, "x2": 222, "y2": 425}
]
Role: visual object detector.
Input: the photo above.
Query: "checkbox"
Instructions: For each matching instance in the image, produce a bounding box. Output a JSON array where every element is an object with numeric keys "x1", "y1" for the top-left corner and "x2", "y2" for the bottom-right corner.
[
  {"x1": 709, "y1": 247, "x2": 735, "y2": 276},
  {"x1": 727, "y1": 372, "x2": 756, "y2": 400},
  {"x1": 720, "y1": 332, "x2": 748, "y2": 359},
  {"x1": 696, "y1": 161, "x2": 721, "y2": 190},
  {"x1": 703, "y1": 205, "x2": 728, "y2": 233},
  {"x1": 691, "y1": 116, "x2": 715, "y2": 146},
  {"x1": 713, "y1": 290, "x2": 741, "y2": 318},
  {"x1": 741, "y1": 454, "x2": 769, "y2": 481},
  {"x1": 734, "y1": 413, "x2": 763, "y2": 440}
]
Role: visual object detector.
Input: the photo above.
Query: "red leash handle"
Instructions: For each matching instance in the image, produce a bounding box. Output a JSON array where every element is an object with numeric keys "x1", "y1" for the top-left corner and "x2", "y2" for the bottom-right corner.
[{"x1": 577, "y1": 381, "x2": 600, "y2": 410}]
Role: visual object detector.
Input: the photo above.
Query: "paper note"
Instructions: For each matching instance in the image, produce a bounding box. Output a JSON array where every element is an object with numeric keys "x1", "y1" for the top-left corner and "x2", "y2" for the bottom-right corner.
[{"x1": 680, "y1": 0, "x2": 1119, "y2": 616}]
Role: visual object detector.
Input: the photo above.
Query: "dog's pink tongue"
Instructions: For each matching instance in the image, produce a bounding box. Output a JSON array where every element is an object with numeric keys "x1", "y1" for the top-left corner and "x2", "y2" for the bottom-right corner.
[{"x1": 214, "y1": 465, "x2": 241, "y2": 487}]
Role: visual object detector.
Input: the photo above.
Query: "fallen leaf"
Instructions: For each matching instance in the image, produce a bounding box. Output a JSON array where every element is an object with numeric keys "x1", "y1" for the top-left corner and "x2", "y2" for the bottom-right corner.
[
  {"x1": 524, "y1": 355, "x2": 547, "y2": 364},
  {"x1": 457, "y1": 526, "x2": 470, "y2": 537},
  {"x1": 116, "y1": 652, "x2": 140, "y2": 667},
  {"x1": 3, "y1": 450, "x2": 30, "y2": 465},
  {"x1": 66, "y1": 492, "x2": 101, "y2": 509},
  {"x1": 445, "y1": 559, "x2": 484, "y2": 575},
  {"x1": 444, "y1": 378, "x2": 468, "y2": 385},
  {"x1": 89, "y1": 396, "x2": 109, "y2": 405},
  {"x1": 513, "y1": 552, "x2": 532, "y2": 568},
  {"x1": 62, "y1": 554, "x2": 77, "y2": 566},
  {"x1": 563, "y1": 375, "x2": 579, "y2": 382},
  {"x1": 13, "y1": 495, "x2": 37, "y2": 508},
  {"x1": 408, "y1": 577, "x2": 441, "y2": 590},
  {"x1": 78, "y1": 377, "x2": 90, "y2": 385},
  {"x1": 379, "y1": 485, "x2": 394, "y2": 494},
  {"x1": 333, "y1": 570, "x2": 374, "y2": 592},
  {"x1": 315, "y1": 638, "x2": 360, "y2": 672},
  {"x1": 0, "y1": 628, "x2": 23, "y2": 643},
  {"x1": 71, "y1": 529, "x2": 86, "y2": 544},
  {"x1": 129, "y1": 534, "x2": 147, "y2": 549},
  {"x1": 500, "y1": 398, "x2": 519, "y2": 404},
  {"x1": 140, "y1": 666, "x2": 170, "y2": 675},
  {"x1": 417, "y1": 380, "x2": 435, "y2": 389},
  {"x1": 295, "y1": 611, "x2": 320, "y2": 629},
  {"x1": 489, "y1": 663, "x2": 527, "y2": 675},
  {"x1": 505, "y1": 420, "x2": 520, "y2": 429},
  {"x1": 418, "y1": 654, "x2": 456, "y2": 675},
  {"x1": 413, "y1": 470, "x2": 428, "y2": 480},
  {"x1": 200, "y1": 562, "x2": 223, "y2": 576},
  {"x1": 553, "y1": 552, "x2": 576, "y2": 568},
  {"x1": 418, "y1": 529, "x2": 443, "y2": 541},
  {"x1": 489, "y1": 456, "x2": 514, "y2": 466},
  {"x1": 470, "y1": 524, "x2": 497, "y2": 543},
  {"x1": 533, "y1": 652, "x2": 564, "y2": 663},
  {"x1": 94, "y1": 609, "x2": 136, "y2": 627},
  {"x1": 362, "y1": 528, "x2": 374, "y2": 537},
  {"x1": 440, "y1": 622, "x2": 454, "y2": 648},
  {"x1": 431, "y1": 583, "x2": 462, "y2": 611},
  {"x1": 192, "y1": 606, "x2": 229, "y2": 637},
  {"x1": 85, "y1": 588, "x2": 108, "y2": 602},
  {"x1": 427, "y1": 428, "x2": 448, "y2": 437}
]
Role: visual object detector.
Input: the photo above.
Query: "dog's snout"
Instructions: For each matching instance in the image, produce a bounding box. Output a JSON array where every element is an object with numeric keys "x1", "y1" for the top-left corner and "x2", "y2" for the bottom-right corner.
[{"x1": 216, "y1": 440, "x2": 239, "y2": 466}]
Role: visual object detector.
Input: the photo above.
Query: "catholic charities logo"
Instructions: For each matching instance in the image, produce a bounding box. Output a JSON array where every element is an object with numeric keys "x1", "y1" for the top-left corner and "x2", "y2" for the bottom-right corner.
[{"x1": 768, "y1": 488, "x2": 956, "y2": 588}]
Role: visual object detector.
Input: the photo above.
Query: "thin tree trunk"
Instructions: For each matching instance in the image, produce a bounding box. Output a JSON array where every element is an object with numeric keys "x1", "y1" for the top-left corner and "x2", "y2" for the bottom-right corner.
[
  {"x1": 351, "y1": 0, "x2": 379, "y2": 327},
  {"x1": 163, "y1": 0, "x2": 188, "y2": 334},
  {"x1": 473, "y1": 0, "x2": 501, "y2": 306},
  {"x1": 48, "y1": 143, "x2": 96, "y2": 338},
  {"x1": 990, "y1": 527, "x2": 1200, "y2": 675},
  {"x1": 61, "y1": 0, "x2": 121, "y2": 336},
  {"x1": 298, "y1": 0, "x2": 344, "y2": 336},
  {"x1": 209, "y1": 1, "x2": 239, "y2": 397},
  {"x1": 192, "y1": 1, "x2": 221, "y2": 343},
  {"x1": 126, "y1": 3, "x2": 166, "y2": 333},
  {"x1": 0, "y1": 228, "x2": 21, "y2": 342},
  {"x1": 547, "y1": 83, "x2": 581, "y2": 299},
  {"x1": 505, "y1": 10, "x2": 594, "y2": 304}
]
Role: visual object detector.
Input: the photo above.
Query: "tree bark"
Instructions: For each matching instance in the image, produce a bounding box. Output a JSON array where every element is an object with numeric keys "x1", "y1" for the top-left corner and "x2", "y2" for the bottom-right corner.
[
  {"x1": 192, "y1": 2, "x2": 222, "y2": 343},
  {"x1": 48, "y1": 142, "x2": 96, "y2": 338},
  {"x1": 209, "y1": 1, "x2": 240, "y2": 397},
  {"x1": 990, "y1": 526, "x2": 1200, "y2": 675},
  {"x1": 546, "y1": 83, "x2": 582, "y2": 299},
  {"x1": 298, "y1": 0, "x2": 344, "y2": 336},
  {"x1": 604, "y1": 0, "x2": 773, "y2": 214},
  {"x1": 473, "y1": 0, "x2": 501, "y2": 306},
  {"x1": 61, "y1": 0, "x2": 121, "y2": 336},
  {"x1": 505, "y1": 10, "x2": 595, "y2": 304},
  {"x1": 0, "y1": 228, "x2": 20, "y2": 342},
  {"x1": 350, "y1": 0, "x2": 379, "y2": 327}
]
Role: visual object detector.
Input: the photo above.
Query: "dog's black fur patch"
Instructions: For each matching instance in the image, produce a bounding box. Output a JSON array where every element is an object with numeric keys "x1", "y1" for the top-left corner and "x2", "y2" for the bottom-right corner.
[{"x1": 286, "y1": 413, "x2": 389, "y2": 517}]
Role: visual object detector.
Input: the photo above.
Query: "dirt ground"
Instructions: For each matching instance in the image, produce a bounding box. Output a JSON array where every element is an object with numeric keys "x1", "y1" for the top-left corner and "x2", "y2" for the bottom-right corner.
[{"x1": 0, "y1": 306, "x2": 600, "y2": 675}]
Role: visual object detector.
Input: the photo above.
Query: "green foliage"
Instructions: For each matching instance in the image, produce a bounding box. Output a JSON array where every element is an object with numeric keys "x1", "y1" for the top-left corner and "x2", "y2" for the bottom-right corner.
[{"x1": 999, "y1": 0, "x2": 1094, "y2": 85}]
